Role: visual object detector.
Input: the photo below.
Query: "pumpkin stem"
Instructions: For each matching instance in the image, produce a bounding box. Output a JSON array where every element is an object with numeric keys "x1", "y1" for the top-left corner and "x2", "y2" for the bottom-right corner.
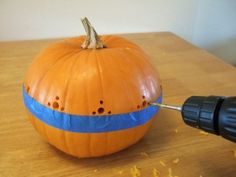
[{"x1": 81, "y1": 17, "x2": 105, "y2": 49}]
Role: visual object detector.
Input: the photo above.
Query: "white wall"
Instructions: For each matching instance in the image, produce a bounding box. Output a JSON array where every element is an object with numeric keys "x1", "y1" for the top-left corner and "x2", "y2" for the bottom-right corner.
[
  {"x1": 0, "y1": 0, "x2": 199, "y2": 41},
  {"x1": 0, "y1": 0, "x2": 236, "y2": 65},
  {"x1": 193, "y1": 0, "x2": 236, "y2": 65}
]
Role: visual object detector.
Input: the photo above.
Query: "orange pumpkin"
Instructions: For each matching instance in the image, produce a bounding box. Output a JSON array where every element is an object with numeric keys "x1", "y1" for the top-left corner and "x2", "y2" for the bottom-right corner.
[{"x1": 23, "y1": 18, "x2": 162, "y2": 158}]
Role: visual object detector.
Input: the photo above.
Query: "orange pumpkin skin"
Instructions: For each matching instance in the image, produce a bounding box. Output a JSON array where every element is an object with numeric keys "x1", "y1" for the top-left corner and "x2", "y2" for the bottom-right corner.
[
  {"x1": 27, "y1": 111, "x2": 156, "y2": 157},
  {"x1": 24, "y1": 35, "x2": 162, "y2": 158}
]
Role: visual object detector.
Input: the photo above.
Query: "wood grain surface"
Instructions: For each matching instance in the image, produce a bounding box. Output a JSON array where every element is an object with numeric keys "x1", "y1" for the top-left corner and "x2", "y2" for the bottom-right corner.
[{"x1": 0, "y1": 32, "x2": 236, "y2": 177}]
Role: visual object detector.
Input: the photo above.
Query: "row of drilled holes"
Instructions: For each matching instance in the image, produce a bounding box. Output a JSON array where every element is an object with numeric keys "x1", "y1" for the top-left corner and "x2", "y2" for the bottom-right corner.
[
  {"x1": 26, "y1": 86, "x2": 65, "y2": 111},
  {"x1": 26, "y1": 86, "x2": 150, "y2": 115}
]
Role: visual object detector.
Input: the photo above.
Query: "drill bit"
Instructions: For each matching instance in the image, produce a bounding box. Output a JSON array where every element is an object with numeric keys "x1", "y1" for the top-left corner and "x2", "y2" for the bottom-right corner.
[{"x1": 151, "y1": 102, "x2": 182, "y2": 112}]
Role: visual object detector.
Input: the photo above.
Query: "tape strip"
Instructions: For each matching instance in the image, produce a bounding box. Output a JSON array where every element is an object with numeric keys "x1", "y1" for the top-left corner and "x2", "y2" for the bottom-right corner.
[{"x1": 23, "y1": 88, "x2": 162, "y2": 133}]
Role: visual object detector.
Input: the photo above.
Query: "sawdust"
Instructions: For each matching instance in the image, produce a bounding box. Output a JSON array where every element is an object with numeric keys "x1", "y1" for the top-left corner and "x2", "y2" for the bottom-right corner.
[
  {"x1": 113, "y1": 168, "x2": 124, "y2": 175},
  {"x1": 199, "y1": 131, "x2": 209, "y2": 135},
  {"x1": 152, "y1": 168, "x2": 160, "y2": 177},
  {"x1": 130, "y1": 165, "x2": 141, "y2": 177},
  {"x1": 140, "y1": 152, "x2": 149, "y2": 157},
  {"x1": 168, "y1": 168, "x2": 172, "y2": 177},
  {"x1": 172, "y1": 158, "x2": 180, "y2": 164},
  {"x1": 159, "y1": 160, "x2": 166, "y2": 167},
  {"x1": 233, "y1": 150, "x2": 236, "y2": 158}
]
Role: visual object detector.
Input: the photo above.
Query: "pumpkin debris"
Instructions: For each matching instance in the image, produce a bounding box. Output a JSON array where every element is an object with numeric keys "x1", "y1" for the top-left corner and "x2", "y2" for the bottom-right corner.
[
  {"x1": 118, "y1": 170, "x2": 124, "y2": 175},
  {"x1": 113, "y1": 168, "x2": 124, "y2": 175},
  {"x1": 94, "y1": 169, "x2": 98, "y2": 172},
  {"x1": 152, "y1": 168, "x2": 160, "y2": 177},
  {"x1": 174, "y1": 129, "x2": 178, "y2": 133},
  {"x1": 140, "y1": 152, "x2": 149, "y2": 157},
  {"x1": 168, "y1": 168, "x2": 172, "y2": 177},
  {"x1": 130, "y1": 165, "x2": 141, "y2": 177},
  {"x1": 199, "y1": 131, "x2": 209, "y2": 135},
  {"x1": 159, "y1": 160, "x2": 166, "y2": 167},
  {"x1": 172, "y1": 158, "x2": 180, "y2": 164},
  {"x1": 233, "y1": 150, "x2": 236, "y2": 158}
]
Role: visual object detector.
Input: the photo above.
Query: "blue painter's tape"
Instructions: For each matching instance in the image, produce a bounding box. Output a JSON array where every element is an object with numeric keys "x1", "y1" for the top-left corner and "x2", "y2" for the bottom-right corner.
[{"x1": 23, "y1": 88, "x2": 162, "y2": 133}]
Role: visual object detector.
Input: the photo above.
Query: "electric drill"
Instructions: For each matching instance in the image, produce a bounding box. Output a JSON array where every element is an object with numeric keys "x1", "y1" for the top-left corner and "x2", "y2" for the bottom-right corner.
[{"x1": 152, "y1": 96, "x2": 236, "y2": 143}]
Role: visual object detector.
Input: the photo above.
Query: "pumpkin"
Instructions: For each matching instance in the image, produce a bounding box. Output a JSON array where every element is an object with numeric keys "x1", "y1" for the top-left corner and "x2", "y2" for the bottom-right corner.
[{"x1": 23, "y1": 18, "x2": 162, "y2": 158}]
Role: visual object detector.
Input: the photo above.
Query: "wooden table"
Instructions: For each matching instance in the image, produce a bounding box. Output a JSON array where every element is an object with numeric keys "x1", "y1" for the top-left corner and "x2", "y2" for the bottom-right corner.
[{"x1": 1, "y1": 32, "x2": 236, "y2": 177}]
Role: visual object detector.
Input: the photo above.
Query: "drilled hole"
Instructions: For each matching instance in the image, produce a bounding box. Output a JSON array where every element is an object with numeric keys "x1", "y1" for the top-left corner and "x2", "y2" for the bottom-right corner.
[
  {"x1": 61, "y1": 107, "x2": 64, "y2": 111},
  {"x1": 97, "y1": 107, "x2": 104, "y2": 114},
  {"x1": 52, "y1": 102, "x2": 59, "y2": 109},
  {"x1": 142, "y1": 100, "x2": 147, "y2": 107},
  {"x1": 55, "y1": 96, "x2": 59, "y2": 100},
  {"x1": 142, "y1": 95, "x2": 145, "y2": 99},
  {"x1": 108, "y1": 111, "x2": 111, "y2": 114},
  {"x1": 26, "y1": 86, "x2": 30, "y2": 93},
  {"x1": 137, "y1": 105, "x2": 140, "y2": 109},
  {"x1": 100, "y1": 100, "x2": 103, "y2": 104},
  {"x1": 47, "y1": 102, "x2": 51, "y2": 106},
  {"x1": 92, "y1": 111, "x2": 96, "y2": 115}
]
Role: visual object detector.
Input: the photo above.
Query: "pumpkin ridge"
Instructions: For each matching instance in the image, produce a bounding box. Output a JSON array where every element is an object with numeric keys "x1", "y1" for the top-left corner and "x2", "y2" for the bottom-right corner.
[
  {"x1": 64, "y1": 131, "x2": 71, "y2": 154},
  {"x1": 59, "y1": 52, "x2": 83, "y2": 113},
  {"x1": 103, "y1": 37, "x2": 131, "y2": 47},
  {"x1": 88, "y1": 133, "x2": 92, "y2": 157},
  {"x1": 125, "y1": 49, "x2": 160, "y2": 100},
  {"x1": 103, "y1": 37, "x2": 140, "y2": 50},
  {"x1": 63, "y1": 50, "x2": 91, "y2": 113},
  {"x1": 120, "y1": 50, "x2": 146, "y2": 108},
  {"x1": 94, "y1": 51, "x2": 105, "y2": 114},
  {"x1": 84, "y1": 51, "x2": 92, "y2": 114},
  {"x1": 131, "y1": 51, "x2": 153, "y2": 100},
  {"x1": 36, "y1": 49, "x2": 87, "y2": 108},
  {"x1": 28, "y1": 49, "x2": 81, "y2": 98},
  {"x1": 33, "y1": 54, "x2": 78, "y2": 102},
  {"x1": 109, "y1": 50, "x2": 136, "y2": 110},
  {"x1": 42, "y1": 120, "x2": 49, "y2": 146},
  {"x1": 100, "y1": 35, "x2": 114, "y2": 44}
]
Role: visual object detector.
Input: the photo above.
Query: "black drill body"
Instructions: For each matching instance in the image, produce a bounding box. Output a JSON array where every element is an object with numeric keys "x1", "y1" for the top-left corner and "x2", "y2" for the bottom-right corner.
[{"x1": 182, "y1": 96, "x2": 236, "y2": 142}]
